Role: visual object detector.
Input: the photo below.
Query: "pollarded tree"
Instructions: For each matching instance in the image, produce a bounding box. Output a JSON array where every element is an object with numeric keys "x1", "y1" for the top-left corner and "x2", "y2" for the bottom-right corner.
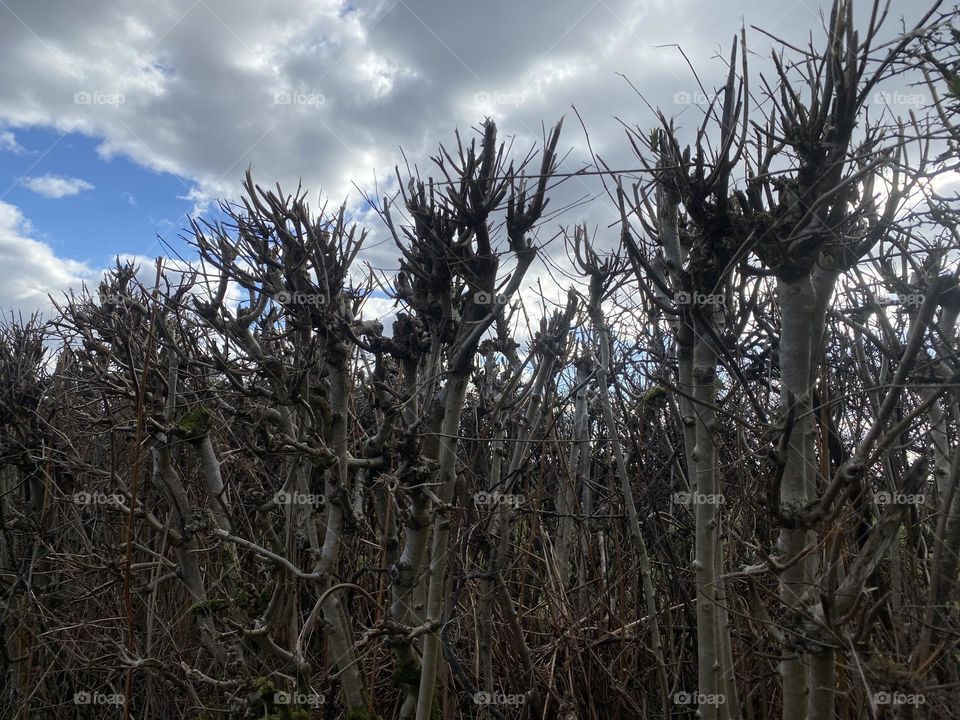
[
  {"x1": 378, "y1": 118, "x2": 564, "y2": 720},
  {"x1": 616, "y1": 1, "x2": 951, "y2": 717}
]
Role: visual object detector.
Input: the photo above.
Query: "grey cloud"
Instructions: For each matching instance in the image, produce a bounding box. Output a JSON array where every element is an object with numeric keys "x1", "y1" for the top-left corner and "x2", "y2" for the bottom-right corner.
[{"x1": 0, "y1": 0, "x2": 936, "y2": 312}]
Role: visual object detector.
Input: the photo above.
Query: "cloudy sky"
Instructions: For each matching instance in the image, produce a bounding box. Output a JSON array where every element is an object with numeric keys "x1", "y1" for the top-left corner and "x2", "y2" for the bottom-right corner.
[{"x1": 0, "y1": 0, "x2": 934, "y2": 319}]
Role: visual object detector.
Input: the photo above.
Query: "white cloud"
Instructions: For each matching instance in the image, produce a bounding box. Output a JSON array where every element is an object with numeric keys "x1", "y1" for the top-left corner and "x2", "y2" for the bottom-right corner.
[
  {"x1": 0, "y1": 128, "x2": 25, "y2": 154},
  {"x1": 22, "y1": 174, "x2": 95, "y2": 198},
  {"x1": 0, "y1": 201, "x2": 96, "y2": 313},
  {"x1": 357, "y1": 294, "x2": 397, "y2": 330}
]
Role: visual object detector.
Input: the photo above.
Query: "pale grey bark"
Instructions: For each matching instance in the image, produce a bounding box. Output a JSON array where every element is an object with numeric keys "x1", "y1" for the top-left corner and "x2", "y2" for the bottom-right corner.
[
  {"x1": 388, "y1": 335, "x2": 445, "y2": 720},
  {"x1": 692, "y1": 326, "x2": 722, "y2": 720},
  {"x1": 414, "y1": 373, "x2": 470, "y2": 720},
  {"x1": 917, "y1": 303, "x2": 960, "y2": 668},
  {"x1": 776, "y1": 275, "x2": 819, "y2": 720},
  {"x1": 314, "y1": 355, "x2": 368, "y2": 712}
]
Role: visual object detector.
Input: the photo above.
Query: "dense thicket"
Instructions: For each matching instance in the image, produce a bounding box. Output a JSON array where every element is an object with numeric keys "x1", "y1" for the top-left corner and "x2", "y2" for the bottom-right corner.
[{"x1": 3, "y1": 2, "x2": 960, "y2": 718}]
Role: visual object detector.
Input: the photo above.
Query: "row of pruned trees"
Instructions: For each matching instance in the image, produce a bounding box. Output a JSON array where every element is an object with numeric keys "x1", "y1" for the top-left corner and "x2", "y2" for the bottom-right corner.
[{"x1": 3, "y1": 1, "x2": 960, "y2": 718}]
